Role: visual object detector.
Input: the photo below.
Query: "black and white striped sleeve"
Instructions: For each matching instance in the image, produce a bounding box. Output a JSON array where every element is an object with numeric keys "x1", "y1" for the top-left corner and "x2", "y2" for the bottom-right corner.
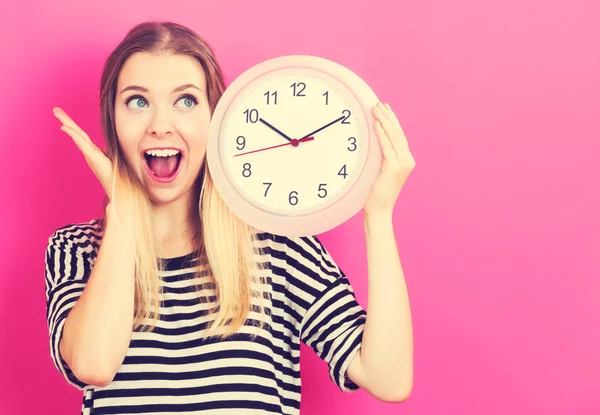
[
  {"x1": 287, "y1": 235, "x2": 367, "y2": 392},
  {"x1": 44, "y1": 224, "x2": 97, "y2": 390}
]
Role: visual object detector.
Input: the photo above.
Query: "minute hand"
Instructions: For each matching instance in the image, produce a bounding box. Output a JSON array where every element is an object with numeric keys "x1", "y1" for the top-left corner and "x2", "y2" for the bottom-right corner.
[{"x1": 300, "y1": 116, "x2": 345, "y2": 139}]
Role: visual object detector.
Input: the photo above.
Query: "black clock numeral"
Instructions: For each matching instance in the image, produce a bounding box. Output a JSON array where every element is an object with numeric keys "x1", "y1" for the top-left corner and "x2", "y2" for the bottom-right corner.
[
  {"x1": 347, "y1": 137, "x2": 357, "y2": 152},
  {"x1": 236, "y1": 136, "x2": 246, "y2": 150},
  {"x1": 318, "y1": 184, "x2": 328, "y2": 198},
  {"x1": 323, "y1": 91, "x2": 329, "y2": 105},
  {"x1": 244, "y1": 109, "x2": 259, "y2": 123},
  {"x1": 338, "y1": 164, "x2": 348, "y2": 179},
  {"x1": 289, "y1": 191, "x2": 299, "y2": 205},
  {"x1": 263, "y1": 182, "x2": 272, "y2": 197},
  {"x1": 242, "y1": 163, "x2": 252, "y2": 178},
  {"x1": 341, "y1": 109, "x2": 351, "y2": 124},
  {"x1": 264, "y1": 91, "x2": 278, "y2": 105},
  {"x1": 290, "y1": 82, "x2": 306, "y2": 97}
]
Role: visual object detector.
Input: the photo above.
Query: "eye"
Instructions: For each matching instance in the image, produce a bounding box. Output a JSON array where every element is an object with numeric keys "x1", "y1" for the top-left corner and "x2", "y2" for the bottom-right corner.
[
  {"x1": 176, "y1": 94, "x2": 199, "y2": 109},
  {"x1": 125, "y1": 95, "x2": 148, "y2": 109}
]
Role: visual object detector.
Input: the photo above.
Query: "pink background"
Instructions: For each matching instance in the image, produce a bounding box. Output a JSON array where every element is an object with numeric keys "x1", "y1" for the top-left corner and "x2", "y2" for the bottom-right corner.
[{"x1": 1, "y1": 0, "x2": 599, "y2": 414}]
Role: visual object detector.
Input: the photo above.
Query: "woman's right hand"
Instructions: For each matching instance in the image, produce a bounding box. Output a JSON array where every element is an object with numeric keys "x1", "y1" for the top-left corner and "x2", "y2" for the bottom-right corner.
[{"x1": 53, "y1": 107, "x2": 114, "y2": 198}]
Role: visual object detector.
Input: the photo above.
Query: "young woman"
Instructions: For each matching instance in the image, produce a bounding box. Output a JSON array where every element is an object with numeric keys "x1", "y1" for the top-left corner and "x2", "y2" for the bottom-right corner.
[{"x1": 45, "y1": 21, "x2": 415, "y2": 415}]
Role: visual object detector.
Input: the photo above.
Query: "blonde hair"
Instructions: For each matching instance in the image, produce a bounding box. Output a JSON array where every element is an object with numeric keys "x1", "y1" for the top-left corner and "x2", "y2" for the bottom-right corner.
[{"x1": 99, "y1": 21, "x2": 267, "y2": 339}]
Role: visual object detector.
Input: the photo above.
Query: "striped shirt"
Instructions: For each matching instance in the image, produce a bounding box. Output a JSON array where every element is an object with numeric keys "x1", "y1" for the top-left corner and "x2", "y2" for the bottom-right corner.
[{"x1": 45, "y1": 219, "x2": 367, "y2": 414}]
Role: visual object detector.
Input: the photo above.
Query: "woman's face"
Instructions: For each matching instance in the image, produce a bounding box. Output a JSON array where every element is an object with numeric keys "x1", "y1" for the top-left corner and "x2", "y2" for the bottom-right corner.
[{"x1": 114, "y1": 52, "x2": 211, "y2": 206}]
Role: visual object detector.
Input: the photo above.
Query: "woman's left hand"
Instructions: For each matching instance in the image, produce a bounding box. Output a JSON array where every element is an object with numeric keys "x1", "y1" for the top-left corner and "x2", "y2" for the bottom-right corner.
[{"x1": 363, "y1": 102, "x2": 415, "y2": 218}]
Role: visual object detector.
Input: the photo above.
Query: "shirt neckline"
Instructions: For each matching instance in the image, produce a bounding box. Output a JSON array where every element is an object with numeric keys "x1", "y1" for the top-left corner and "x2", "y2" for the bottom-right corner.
[{"x1": 159, "y1": 251, "x2": 200, "y2": 271}]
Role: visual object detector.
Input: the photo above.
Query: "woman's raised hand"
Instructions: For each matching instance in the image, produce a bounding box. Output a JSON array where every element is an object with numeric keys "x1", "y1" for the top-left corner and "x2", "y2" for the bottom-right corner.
[{"x1": 53, "y1": 107, "x2": 114, "y2": 198}]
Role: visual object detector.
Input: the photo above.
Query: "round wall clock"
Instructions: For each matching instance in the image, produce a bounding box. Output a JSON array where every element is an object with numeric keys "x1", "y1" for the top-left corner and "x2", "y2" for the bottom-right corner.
[{"x1": 207, "y1": 55, "x2": 382, "y2": 237}]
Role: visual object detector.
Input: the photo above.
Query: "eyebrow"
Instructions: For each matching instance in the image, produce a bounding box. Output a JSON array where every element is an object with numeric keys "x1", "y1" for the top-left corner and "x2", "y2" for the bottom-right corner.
[{"x1": 118, "y1": 83, "x2": 203, "y2": 95}]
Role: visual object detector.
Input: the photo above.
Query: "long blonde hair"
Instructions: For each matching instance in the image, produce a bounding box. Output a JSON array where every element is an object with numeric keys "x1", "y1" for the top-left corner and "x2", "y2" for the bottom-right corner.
[{"x1": 99, "y1": 21, "x2": 266, "y2": 339}]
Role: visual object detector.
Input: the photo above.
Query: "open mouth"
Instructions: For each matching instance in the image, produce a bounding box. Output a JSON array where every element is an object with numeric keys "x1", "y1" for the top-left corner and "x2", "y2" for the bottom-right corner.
[{"x1": 143, "y1": 148, "x2": 183, "y2": 182}]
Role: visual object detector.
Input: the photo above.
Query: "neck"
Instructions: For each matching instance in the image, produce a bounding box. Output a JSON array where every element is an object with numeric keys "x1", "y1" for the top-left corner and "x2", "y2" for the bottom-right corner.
[{"x1": 152, "y1": 191, "x2": 199, "y2": 258}]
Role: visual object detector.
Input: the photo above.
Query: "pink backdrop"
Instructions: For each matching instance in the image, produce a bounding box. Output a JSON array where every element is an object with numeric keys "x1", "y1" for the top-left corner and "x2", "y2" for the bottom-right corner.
[{"x1": 1, "y1": 0, "x2": 599, "y2": 414}]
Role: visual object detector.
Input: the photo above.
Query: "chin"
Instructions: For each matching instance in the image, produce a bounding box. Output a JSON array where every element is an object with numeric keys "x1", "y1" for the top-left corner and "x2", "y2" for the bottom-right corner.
[{"x1": 146, "y1": 186, "x2": 190, "y2": 206}]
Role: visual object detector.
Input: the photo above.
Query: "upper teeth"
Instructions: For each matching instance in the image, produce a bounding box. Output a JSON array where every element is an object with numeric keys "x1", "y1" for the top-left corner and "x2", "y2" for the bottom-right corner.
[{"x1": 146, "y1": 149, "x2": 180, "y2": 157}]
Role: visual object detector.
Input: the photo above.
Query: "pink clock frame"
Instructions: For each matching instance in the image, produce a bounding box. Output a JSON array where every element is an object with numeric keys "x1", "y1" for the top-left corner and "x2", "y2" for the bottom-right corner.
[{"x1": 207, "y1": 55, "x2": 382, "y2": 237}]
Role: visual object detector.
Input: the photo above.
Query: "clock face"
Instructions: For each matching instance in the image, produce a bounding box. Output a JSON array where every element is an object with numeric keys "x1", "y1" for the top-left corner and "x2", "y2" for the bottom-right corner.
[{"x1": 218, "y1": 68, "x2": 369, "y2": 217}]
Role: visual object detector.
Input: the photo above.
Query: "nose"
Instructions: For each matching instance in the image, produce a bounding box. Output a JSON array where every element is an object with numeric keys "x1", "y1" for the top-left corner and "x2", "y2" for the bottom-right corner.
[{"x1": 147, "y1": 106, "x2": 173, "y2": 138}]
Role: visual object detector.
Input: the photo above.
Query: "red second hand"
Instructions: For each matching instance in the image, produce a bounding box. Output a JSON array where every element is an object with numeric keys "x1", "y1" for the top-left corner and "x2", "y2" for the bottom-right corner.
[{"x1": 234, "y1": 136, "x2": 314, "y2": 157}]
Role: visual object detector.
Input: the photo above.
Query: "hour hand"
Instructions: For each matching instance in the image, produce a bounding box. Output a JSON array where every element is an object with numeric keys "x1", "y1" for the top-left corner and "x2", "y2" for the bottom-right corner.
[
  {"x1": 300, "y1": 115, "x2": 345, "y2": 139},
  {"x1": 258, "y1": 118, "x2": 292, "y2": 142}
]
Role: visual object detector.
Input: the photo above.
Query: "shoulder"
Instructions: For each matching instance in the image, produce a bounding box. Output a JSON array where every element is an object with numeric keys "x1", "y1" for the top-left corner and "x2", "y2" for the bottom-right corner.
[
  {"x1": 252, "y1": 232, "x2": 328, "y2": 261},
  {"x1": 45, "y1": 218, "x2": 104, "y2": 267},
  {"x1": 47, "y1": 218, "x2": 104, "y2": 250},
  {"x1": 45, "y1": 218, "x2": 104, "y2": 286},
  {"x1": 254, "y1": 231, "x2": 342, "y2": 288}
]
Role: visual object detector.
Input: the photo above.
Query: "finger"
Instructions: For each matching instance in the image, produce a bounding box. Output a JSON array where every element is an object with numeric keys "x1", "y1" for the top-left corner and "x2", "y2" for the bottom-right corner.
[
  {"x1": 374, "y1": 103, "x2": 410, "y2": 153},
  {"x1": 61, "y1": 124, "x2": 103, "y2": 162},
  {"x1": 377, "y1": 102, "x2": 400, "y2": 129},
  {"x1": 382, "y1": 103, "x2": 410, "y2": 147},
  {"x1": 53, "y1": 108, "x2": 93, "y2": 144},
  {"x1": 383, "y1": 103, "x2": 402, "y2": 129},
  {"x1": 373, "y1": 105, "x2": 404, "y2": 153},
  {"x1": 374, "y1": 120, "x2": 397, "y2": 161},
  {"x1": 372, "y1": 104, "x2": 396, "y2": 133},
  {"x1": 62, "y1": 125, "x2": 113, "y2": 193}
]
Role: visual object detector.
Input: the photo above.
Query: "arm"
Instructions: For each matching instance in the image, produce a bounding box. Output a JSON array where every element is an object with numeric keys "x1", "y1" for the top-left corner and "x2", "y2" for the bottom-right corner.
[
  {"x1": 59, "y1": 205, "x2": 136, "y2": 387},
  {"x1": 346, "y1": 213, "x2": 414, "y2": 402},
  {"x1": 346, "y1": 102, "x2": 416, "y2": 401},
  {"x1": 52, "y1": 107, "x2": 136, "y2": 387}
]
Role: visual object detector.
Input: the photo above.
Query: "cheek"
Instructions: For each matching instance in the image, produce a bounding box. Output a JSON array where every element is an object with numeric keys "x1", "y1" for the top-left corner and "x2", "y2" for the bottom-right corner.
[
  {"x1": 182, "y1": 112, "x2": 210, "y2": 161},
  {"x1": 115, "y1": 109, "x2": 147, "y2": 165}
]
